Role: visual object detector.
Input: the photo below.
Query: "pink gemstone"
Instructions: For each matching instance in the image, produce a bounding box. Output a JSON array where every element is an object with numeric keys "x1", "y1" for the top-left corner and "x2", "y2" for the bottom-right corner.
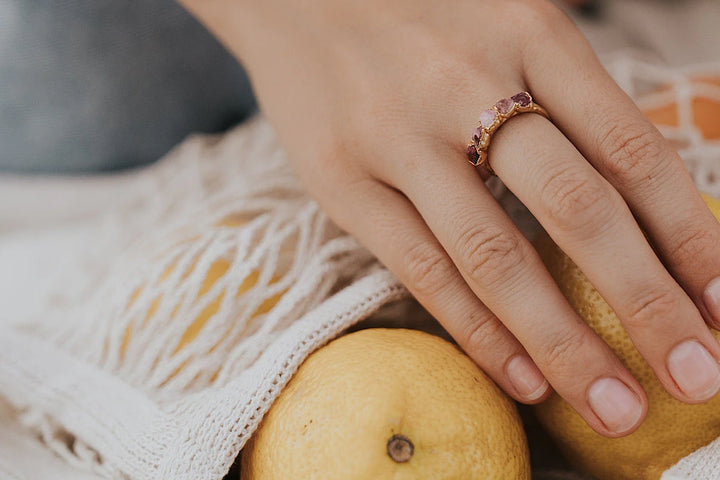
[
  {"x1": 466, "y1": 144, "x2": 480, "y2": 164},
  {"x1": 479, "y1": 109, "x2": 497, "y2": 128},
  {"x1": 511, "y1": 92, "x2": 532, "y2": 107},
  {"x1": 472, "y1": 126, "x2": 483, "y2": 144},
  {"x1": 495, "y1": 98, "x2": 514, "y2": 115}
]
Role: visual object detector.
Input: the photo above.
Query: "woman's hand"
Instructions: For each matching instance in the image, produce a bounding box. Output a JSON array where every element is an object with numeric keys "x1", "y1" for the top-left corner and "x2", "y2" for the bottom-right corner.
[{"x1": 182, "y1": 0, "x2": 720, "y2": 436}]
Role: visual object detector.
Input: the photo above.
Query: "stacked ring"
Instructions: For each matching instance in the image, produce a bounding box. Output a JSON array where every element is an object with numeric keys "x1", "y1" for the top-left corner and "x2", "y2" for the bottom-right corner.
[{"x1": 466, "y1": 91, "x2": 550, "y2": 174}]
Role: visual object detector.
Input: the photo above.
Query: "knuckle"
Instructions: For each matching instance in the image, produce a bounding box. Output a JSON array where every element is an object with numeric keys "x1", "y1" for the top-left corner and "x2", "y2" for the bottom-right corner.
[
  {"x1": 462, "y1": 310, "x2": 505, "y2": 355},
  {"x1": 312, "y1": 148, "x2": 340, "y2": 179},
  {"x1": 511, "y1": 0, "x2": 575, "y2": 50},
  {"x1": 403, "y1": 242, "x2": 454, "y2": 298},
  {"x1": 668, "y1": 226, "x2": 719, "y2": 264},
  {"x1": 540, "y1": 164, "x2": 614, "y2": 230},
  {"x1": 624, "y1": 286, "x2": 679, "y2": 330},
  {"x1": 510, "y1": 0, "x2": 565, "y2": 33},
  {"x1": 310, "y1": 139, "x2": 376, "y2": 197},
  {"x1": 599, "y1": 119, "x2": 668, "y2": 184},
  {"x1": 457, "y1": 224, "x2": 524, "y2": 284},
  {"x1": 541, "y1": 328, "x2": 592, "y2": 374},
  {"x1": 312, "y1": 136, "x2": 355, "y2": 179}
]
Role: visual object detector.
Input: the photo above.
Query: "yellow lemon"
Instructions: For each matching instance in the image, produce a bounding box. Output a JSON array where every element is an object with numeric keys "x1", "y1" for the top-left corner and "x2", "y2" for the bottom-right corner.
[
  {"x1": 241, "y1": 328, "x2": 530, "y2": 479},
  {"x1": 533, "y1": 194, "x2": 720, "y2": 480}
]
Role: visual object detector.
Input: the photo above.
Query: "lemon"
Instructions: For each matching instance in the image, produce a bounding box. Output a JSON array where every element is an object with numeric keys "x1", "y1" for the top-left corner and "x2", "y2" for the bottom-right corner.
[
  {"x1": 533, "y1": 194, "x2": 720, "y2": 480},
  {"x1": 241, "y1": 328, "x2": 530, "y2": 479}
]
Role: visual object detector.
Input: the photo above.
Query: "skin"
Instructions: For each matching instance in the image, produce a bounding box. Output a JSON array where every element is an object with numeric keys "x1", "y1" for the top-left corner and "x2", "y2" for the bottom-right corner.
[{"x1": 179, "y1": 0, "x2": 720, "y2": 437}]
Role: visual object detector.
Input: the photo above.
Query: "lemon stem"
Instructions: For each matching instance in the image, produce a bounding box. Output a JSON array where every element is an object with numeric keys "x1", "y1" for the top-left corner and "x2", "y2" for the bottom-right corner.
[{"x1": 387, "y1": 434, "x2": 414, "y2": 463}]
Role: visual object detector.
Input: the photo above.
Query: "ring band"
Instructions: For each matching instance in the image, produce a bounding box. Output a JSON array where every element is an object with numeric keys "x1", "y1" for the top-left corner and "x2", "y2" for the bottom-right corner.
[{"x1": 466, "y1": 91, "x2": 550, "y2": 174}]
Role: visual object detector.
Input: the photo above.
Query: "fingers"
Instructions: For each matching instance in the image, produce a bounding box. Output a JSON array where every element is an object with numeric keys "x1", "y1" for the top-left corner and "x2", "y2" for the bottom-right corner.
[
  {"x1": 376, "y1": 142, "x2": 646, "y2": 436},
  {"x1": 319, "y1": 175, "x2": 550, "y2": 403},
  {"x1": 491, "y1": 113, "x2": 720, "y2": 403},
  {"x1": 524, "y1": 24, "x2": 720, "y2": 331}
]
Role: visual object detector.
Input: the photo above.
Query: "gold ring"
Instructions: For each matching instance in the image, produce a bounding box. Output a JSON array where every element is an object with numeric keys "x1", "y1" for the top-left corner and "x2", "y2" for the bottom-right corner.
[{"x1": 466, "y1": 92, "x2": 550, "y2": 175}]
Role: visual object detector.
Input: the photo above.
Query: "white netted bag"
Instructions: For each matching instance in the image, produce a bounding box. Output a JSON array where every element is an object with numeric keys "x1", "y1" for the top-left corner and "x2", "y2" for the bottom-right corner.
[{"x1": 0, "y1": 116, "x2": 407, "y2": 479}]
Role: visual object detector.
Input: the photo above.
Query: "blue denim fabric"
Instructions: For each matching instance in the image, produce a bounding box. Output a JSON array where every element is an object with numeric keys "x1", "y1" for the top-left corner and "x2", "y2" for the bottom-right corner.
[{"x1": 0, "y1": 0, "x2": 256, "y2": 173}]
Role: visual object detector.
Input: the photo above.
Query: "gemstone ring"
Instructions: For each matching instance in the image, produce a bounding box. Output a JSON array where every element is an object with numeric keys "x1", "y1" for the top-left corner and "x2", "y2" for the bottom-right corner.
[{"x1": 466, "y1": 91, "x2": 550, "y2": 175}]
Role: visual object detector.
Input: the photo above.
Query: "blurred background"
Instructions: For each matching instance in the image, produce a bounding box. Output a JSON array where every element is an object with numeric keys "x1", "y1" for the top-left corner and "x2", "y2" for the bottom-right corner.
[{"x1": 0, "y1": 0, "x2": 256, "y2": 174}]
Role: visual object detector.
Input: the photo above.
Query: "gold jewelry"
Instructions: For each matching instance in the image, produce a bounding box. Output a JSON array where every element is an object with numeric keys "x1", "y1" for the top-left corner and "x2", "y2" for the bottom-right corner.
[{"x1": 466, "y1": 92, "x2": 550, "y2": 175}]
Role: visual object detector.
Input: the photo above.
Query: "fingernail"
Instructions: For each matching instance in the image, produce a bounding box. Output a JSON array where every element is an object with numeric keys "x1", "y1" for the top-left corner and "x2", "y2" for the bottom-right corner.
[
  {"x1": 506, "y1": 355, "x2": 549, "y2": 401},
  {"x1": 703, "y1": 277, "x2": 720, "y2": 325},
  {"x1": 587, "y1": 377, "x2": 643, "y2": 434},
  {"x1": 667, "y1": 340, "x2": 720, "y2": 401}
]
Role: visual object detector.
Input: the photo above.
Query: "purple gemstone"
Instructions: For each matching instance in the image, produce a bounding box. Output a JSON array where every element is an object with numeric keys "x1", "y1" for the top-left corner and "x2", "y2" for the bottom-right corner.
[
  {"x1": 511, "y1": 92, "x2": 532, "y2": 107},
  {"x1": 495, "y1": 98, "x2": 514, "y2": 115},
  {"x1": 479, "y1": 109, "x2": 497, "y2": 129},
  {"x1": 466, "y1": 144, "x2": 480, "y2": 164}
]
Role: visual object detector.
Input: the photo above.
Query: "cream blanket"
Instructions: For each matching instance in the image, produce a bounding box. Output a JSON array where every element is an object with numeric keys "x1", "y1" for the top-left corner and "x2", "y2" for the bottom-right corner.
[{"x1": 1, "y1": 1, "x2": 720, "y2": 479}]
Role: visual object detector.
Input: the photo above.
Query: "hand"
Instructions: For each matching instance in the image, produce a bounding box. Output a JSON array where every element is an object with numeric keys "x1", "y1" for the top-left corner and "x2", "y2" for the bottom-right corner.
[{"x1": 183, "y1": 0, "x2": 720, "y2": 437}]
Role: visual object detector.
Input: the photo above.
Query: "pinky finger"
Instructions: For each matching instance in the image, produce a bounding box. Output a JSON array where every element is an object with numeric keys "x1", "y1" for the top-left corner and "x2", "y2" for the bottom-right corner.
[{"x1": 322, "y1": 177, "x2": 550, "y2": 403}]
